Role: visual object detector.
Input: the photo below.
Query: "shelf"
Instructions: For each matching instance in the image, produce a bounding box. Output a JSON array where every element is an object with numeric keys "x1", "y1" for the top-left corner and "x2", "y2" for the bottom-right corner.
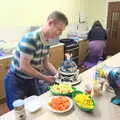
[{"x1": 65, "y1": 47, "x2": 79, "y2": 52}]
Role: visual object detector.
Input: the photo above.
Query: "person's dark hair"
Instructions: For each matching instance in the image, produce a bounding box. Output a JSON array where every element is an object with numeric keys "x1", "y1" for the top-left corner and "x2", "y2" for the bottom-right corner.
[
  {"x1": 92, "y1": 20, "x2": 103, "y2": 28},
  {"x1": 47, "y1": 11, "x2": 68, "y2": 26}
]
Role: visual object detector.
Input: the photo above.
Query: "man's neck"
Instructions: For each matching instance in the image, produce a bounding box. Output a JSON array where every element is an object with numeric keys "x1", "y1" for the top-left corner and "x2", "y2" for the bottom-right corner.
[{"x1": 41, "y1": 26, "x2": 49, "y2": 41}]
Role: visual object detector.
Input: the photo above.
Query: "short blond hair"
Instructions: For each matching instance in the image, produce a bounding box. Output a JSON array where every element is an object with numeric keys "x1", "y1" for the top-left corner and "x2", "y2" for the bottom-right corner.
[{"x1": 47, "y1": 11, "x2": 68, "y2": 26}]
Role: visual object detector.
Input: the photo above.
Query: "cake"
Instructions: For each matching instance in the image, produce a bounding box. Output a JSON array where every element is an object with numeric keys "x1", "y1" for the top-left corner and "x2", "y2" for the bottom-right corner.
[{"x1": 57, "y1": 53, "x2": 79, "y2": 84}]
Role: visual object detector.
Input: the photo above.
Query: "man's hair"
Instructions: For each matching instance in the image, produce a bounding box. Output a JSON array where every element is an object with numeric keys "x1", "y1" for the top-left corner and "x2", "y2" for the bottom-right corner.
[{"x1": 47, "y1": 11, "x2": 68, "y2": 26}]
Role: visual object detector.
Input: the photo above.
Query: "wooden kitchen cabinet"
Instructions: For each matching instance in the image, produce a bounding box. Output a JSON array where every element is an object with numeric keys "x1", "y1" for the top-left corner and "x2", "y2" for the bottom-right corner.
[
  {"x1": 0, "y1": 57, "x2": 12, "y2": 99},
  {"x1": 49, "y1": 43, "x2": 64, "y2": 69},
  {"x1": 78, "y1": 40, "x2": 88, "y2": 65}
]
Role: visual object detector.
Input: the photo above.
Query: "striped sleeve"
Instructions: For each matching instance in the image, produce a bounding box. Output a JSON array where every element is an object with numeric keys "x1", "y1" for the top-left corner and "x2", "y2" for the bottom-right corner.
[{"x1": 18, "y1": 36, "x2": 36, "y2": 56}]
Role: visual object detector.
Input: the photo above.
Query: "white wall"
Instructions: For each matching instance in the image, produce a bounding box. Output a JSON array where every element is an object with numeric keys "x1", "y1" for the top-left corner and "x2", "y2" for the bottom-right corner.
[
  {"x1": 1, "y1": 0, "x2": 120, "y2": 43},
  {"x1": 0, "y1": 0, "x2": 84, "y2": 26},
  {"x1": 0, "y1": 27, "x2": 29, "y2": 43},
  {"x1": 108, "y1": 0, "x2": 120, "y2": 2},
  {"x1": 0, "y1": 0, "x2": 85, "y2": 42}
]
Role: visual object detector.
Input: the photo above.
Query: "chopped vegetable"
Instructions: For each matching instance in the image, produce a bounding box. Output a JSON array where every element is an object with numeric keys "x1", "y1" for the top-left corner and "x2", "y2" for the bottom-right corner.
[
  {"x1": 48, "y1": 96, "x2": 70, "y2": 111},
  {"x1": 73, "y1": 94, "x2": 94, "y2": 109},
  {"x1": 51, "y1": 84, "x2": 73, "y2": 94}
]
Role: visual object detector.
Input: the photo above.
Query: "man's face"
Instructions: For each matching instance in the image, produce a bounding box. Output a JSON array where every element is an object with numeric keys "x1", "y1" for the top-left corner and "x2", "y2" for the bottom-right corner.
[{"x1": 48, "y1": 20, "x2": 66, "y2": 39}]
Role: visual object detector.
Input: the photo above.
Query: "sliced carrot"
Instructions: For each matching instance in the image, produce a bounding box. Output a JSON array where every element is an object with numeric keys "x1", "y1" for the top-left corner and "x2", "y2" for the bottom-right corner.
[{"x1": 49, "y1": 96, "x2": 70, "y2": 111}]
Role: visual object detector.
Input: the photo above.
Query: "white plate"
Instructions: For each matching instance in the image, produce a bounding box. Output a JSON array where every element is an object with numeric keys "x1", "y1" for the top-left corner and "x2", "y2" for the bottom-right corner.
[
  {"x1": 55, "y1": 78, "x2": 81, "y2": 85},
  {"x1": 58, "y1": 68, "x2": 78, "y2": 75},
  {"x1": 47, "y1": 96, "x2": 73, "y2": 113},
  {"x1": 24, "y1": 95, "x2": 42, "y2": 113}
]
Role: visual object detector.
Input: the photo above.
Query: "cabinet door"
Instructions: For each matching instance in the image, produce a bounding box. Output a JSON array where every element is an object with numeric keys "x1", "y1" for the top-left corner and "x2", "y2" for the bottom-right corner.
[
  {"x1": 78, "y1": 40, "x2": 88, "y2": 65},
  {"x1": 49, "y1": 44, "x2": 64, "y2": 69},
  {"x1": 107, "y1": 2, "x2": 120, "y2": 55},
  {"x1": 0, "y1": 58, "x2": 11, "y2": 98}
]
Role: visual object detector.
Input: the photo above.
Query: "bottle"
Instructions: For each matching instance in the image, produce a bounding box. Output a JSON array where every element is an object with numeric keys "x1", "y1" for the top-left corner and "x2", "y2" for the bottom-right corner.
[
  {"x1": 92, "y1": 81, "x2": 101, "y2": 96},
  {"x1": 96, "y1": 57, "x2": 104, "y2": 75},
  {"x1": 12, "y1": 99, "x2": 26, "y2": 120},
  {"x1": 97, "y1": 57, "x2": 105, "y2": 92},
  {"x1": 91, "y1": 59, "x2": 103, "y2": 96},
  {"x1": 95, "y1": 70, "x2": 99, "y2": 81},
  {"x1": 95, "y1": 57, "x2": 103, "y2": 78}
]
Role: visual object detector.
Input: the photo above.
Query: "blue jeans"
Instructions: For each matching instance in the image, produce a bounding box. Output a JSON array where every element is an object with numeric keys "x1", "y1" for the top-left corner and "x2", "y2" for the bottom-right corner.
[{"x1": 4, "y1": 70, "x2": 50, "y2": 110}]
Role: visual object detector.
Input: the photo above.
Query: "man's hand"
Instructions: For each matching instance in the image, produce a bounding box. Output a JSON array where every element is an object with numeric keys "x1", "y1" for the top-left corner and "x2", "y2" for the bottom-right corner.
[{"x1": 44, "y1": 75, "x2": 56, "y2": 84}]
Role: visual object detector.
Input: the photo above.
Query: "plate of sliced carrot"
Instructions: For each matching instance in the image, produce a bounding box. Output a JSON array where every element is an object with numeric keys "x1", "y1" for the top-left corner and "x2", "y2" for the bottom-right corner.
[{"x1": 48, "y1": 96, "x2": 73, "y2": 113}]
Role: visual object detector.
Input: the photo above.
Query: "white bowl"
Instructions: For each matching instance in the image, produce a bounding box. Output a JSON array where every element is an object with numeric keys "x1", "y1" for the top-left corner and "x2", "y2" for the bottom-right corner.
[
  {"x1": 47, "y1": 96, "x2": 73, "y2": 113},
  {"x1": 24, "y1": 95, "x2": 42, "y2": 113}
]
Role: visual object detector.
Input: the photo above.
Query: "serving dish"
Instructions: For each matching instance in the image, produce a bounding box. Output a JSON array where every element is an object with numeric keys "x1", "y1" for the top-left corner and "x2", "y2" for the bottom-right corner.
[
  {"x1": 47, "y1": 96, "x2": 73, "y2": 113},
  {"x1": 50, "y1": 84, "x2": 76, "y2": 97},
  {"x1": 72, "y1": 91, "x2": 96, "y2": 112}
]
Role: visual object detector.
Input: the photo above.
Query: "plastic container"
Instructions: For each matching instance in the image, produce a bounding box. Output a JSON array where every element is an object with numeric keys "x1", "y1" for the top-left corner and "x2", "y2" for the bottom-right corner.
[
  {"x1": 95, "y1": 70, "x2": 99, "y2": 80},
  {"x1": 24, "y1": 95, "x2": 42, "y2": 113},
  {"x1": 93, "y1": 57, "x2": 105, "y2": 95},
  {"x1": 84, "y1": 84, "x2": 92, "y2": 94},
  {"x1": 92, "y1": 69, "x2": 102, "y2": 96},
  {"x1": 12, "y1": 99, "x2": 26, "y2": 120},
  {"x1": 92, "y1": 81, "x2": 102, "y2": 96}
]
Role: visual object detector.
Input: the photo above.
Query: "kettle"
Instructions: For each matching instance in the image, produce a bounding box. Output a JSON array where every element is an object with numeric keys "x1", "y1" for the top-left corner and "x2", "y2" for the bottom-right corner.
[
  {"x1": 108, "y1": 67, "x2": 120, "y2": 97},
  {"x1": 108, "y1": 67, "x2": 120, "y2": 88}
]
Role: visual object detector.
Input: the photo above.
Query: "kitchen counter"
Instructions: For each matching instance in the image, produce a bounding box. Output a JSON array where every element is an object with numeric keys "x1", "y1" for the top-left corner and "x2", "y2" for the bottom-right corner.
[
  {"x1": 50, "y1": 43, "x2": 64, "y2": 48},
  {"x1": 0, "y1": 38, "x2": 86, "y2": 60},
  {"x1": 1, "y1": 52, "x2": 120, "y2": 120},
  {"x1": 0, "y1": 43, "x2": 64, "y2": 60},
  {"x1": 0, "y1": 55, "x2": 13, "y2": 60}
]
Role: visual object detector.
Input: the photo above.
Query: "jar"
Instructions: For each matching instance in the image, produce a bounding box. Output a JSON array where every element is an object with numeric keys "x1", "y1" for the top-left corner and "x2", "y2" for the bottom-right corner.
[
  {"x1": 91, "y1": 81, "x2": 102, "y2": 96},
  {"x1": 12, "y1": 99, "x2": 26, "y2": 120},
  {"x1": 85, "y1": 84, "x2": 92, "y2": 94}
]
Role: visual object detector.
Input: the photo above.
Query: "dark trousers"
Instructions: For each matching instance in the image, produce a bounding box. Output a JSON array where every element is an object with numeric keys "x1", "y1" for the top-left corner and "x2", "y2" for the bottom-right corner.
[{"x1": 4, "y1": 70, "x2": 50, "y2": 110}]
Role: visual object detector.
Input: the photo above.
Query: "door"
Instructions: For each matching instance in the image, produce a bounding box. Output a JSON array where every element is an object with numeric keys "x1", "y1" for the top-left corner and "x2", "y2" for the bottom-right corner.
[{"x1": 107, "y1": 2, "x2": 120, "y2": 55}]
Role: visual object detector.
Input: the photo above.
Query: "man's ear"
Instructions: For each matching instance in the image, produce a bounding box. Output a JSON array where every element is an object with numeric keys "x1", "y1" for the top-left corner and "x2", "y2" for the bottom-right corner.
[{"x1": 48, "y1": 19, "x2": 54, "y2": 26}]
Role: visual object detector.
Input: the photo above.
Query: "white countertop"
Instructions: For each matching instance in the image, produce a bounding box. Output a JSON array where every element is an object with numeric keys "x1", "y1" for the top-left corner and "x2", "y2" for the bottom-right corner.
[
  {"x1": 50, "y1": 43, "x2": 64, "y2": 48},
  {"x1": 1, "y1": 52, "x2": 120, "y2": 120},
  {"x1": 0, "y1": 54, "x2": 13, "y2": 60}
]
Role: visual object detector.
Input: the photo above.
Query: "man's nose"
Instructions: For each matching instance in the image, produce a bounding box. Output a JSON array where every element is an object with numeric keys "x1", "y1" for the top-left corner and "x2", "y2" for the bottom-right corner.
[{"x1": 58, "y1": 31, "x2": 62, "y2": 36}]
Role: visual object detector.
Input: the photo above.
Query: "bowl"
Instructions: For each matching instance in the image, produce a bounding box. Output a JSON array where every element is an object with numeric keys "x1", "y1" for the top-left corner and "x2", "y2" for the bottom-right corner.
[
  {"x1": 72, "y1": 91, "x2": 96, "y2": 112},
  {"x1": 47, "y1": 96, "x2": 73, "y2": 113},
  {"x1": 24, "y1": 95, "x2": 42, "y2": 113},
  {"x1": 49, "y1": 84, "x2": 76, "y2": 97}
]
